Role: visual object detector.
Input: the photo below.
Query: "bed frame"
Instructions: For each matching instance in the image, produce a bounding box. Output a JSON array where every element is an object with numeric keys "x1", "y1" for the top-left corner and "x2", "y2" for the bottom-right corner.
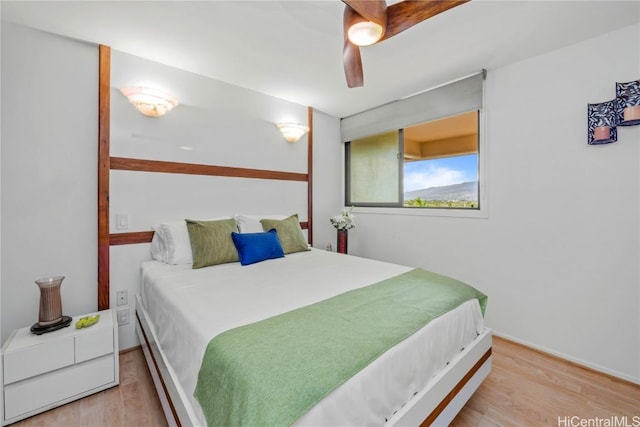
[
  {"x1": 135, "y1": 294, "x2": 492, "y2": 427},
  {"x1": 97, "y1": 44, "x2": 492, "y2": 426}
]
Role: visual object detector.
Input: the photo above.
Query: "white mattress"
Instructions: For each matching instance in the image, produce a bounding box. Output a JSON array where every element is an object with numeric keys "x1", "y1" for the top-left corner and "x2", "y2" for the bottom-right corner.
[{"x1": 140, "y1": 249, "x2": 485, "y2": 426}]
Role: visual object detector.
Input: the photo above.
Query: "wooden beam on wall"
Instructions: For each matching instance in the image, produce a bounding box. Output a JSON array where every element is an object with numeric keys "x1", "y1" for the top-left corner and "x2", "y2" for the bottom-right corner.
[
  {"x1": 110, "y1": 157, "x2": 308, "y2": 182},
  {"x1": 110, "y1": 223, "x2": 310, "y2": 246},
  {"x1": 109, "y1": 231, "x2": 155, "y2": 246},
  {"x1": 307, "y1": 106, "x2": 314, "y2": 246},
  {"x1": 101, "y1": 49, "x2": 314, "y2": 306},
  {"x1": 98, "y1": 45, "x2": 111, "y2": 311}
]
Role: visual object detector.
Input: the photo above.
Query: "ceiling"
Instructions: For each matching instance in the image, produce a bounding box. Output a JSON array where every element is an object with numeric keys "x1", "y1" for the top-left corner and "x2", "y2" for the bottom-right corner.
[
  {"x1": 2, "y1": 1, "x2": 638, "y2": 118},
  {"x1": 404, "y1": 111, "x2": 478, "y2": 161},
  {"x1": 404, "y1": 111, "x2": 477, "y2": 145}
]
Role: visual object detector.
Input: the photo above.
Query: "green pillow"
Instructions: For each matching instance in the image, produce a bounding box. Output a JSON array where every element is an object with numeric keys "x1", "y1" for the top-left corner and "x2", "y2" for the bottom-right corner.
[
  {"x1": 186, "y1": 218, "x2": 239, "y2": 269},
  {"x1": 260, "y1": 214, "x2": 310, "y2": 254}
]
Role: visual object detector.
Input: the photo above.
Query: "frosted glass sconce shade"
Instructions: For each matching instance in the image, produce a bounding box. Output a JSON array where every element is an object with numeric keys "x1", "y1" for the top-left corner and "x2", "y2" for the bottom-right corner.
[
  {"x1": 277, "y1": 123, "x2": 310, "y2": 142},
  {"x1": 616, "y1": 80, "x2": 640, "y2": 126},
  {"x1": 120, "y1": 86, "x2": 178, "y2": 117},
  {"x1": 587, "y1": 100, "x2": 618, "y2": 145}
]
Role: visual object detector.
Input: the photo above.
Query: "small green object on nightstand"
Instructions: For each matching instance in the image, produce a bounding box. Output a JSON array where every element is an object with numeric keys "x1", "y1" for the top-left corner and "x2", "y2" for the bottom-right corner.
[{"x1": 75, "y1": 314, "x2": 100, "y2": 329}]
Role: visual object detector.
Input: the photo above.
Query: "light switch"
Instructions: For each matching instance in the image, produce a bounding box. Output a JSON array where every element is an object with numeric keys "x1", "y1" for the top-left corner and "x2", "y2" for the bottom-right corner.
[{"x1": 115, "y1": 213, "x2": 129, "y2": 230}]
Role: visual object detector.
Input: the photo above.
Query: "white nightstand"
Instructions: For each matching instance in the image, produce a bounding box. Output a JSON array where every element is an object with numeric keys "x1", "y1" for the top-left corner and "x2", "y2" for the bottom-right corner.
[{"x1": 1, "y1": 309, "x2": 119, "y2": 425}]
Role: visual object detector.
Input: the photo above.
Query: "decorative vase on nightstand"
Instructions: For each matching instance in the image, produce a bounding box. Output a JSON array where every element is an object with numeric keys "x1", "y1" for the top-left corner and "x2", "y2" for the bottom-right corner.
[
  {"x1": 337, "y1": 229, "x2": 348, "y2": 254},
  {"x1": 330, "y1": 207, "x2": 355, "y2": 255},
  {"x1": 30, "y1": 276, "x2": 72, "y2": 335}
]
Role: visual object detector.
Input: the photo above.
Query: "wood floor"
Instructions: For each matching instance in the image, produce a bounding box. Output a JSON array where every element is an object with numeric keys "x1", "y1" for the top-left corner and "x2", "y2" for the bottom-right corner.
[
  {"x1": 451, "y1": 337, "x2": 639, "y2": 426},
  {"x1": 13, "y1": 349, "x2": 167, "y2": 427},
  {"x1": 12, "y1": 336, "x2": 640, "y2": 426}
]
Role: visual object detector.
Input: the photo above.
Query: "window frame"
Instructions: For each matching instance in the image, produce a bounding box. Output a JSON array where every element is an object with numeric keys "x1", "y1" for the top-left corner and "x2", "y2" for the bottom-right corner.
[{"x1": 344, "y1": 108, "x2": 488, "y2": 219}]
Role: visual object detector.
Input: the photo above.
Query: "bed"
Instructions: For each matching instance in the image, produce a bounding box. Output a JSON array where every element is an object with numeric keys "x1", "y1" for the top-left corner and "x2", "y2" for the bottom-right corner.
[
  {"x1": 96, "y1": 46, "x2": 491, "y2": 426},
  {"x1": 134, "y1": 218, "x2": 491, "y2": 426}
]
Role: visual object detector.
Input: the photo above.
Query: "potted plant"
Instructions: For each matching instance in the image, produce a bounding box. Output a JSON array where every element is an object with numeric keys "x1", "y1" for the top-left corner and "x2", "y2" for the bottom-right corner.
[{"x1": 330, "y1": 207, "x2": 355, "y2": 254}]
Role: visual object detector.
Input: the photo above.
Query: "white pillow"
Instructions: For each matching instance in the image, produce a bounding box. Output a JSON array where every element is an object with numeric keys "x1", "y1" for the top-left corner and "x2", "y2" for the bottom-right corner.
[
  {"x1": 152, "y1": 221, "x2": 193, "y2": 265},
  {"x1": 151, "y1": 218, "x2": 236, "y2": 264},
  {"x1": 150, "y1": 231, "x2": 168, "y2": 263},
  {"x1": 235, "y1": 214, "x2": 288, "y2": 233}
]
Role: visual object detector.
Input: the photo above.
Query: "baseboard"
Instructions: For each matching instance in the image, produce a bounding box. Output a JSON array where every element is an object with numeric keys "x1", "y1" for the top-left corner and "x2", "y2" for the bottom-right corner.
[
  {"x1": 492, "y1": 332, "x2": 640, "y2": 387},
  {"x1": 119, "y1": 344, "x2": 142, "y2": 355}
]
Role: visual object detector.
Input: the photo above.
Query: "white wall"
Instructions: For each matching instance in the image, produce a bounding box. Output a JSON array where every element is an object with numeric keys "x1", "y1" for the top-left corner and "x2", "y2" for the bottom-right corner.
[
  {"x1": 311, "y1": 109, "x2": 344, "y2": 251},
  {"x1": 3, "y1": 19, "x2": 636, "y2": 383},
  {"x1": 1, "y1": 23, "x2": 99, "y2": 342},
  {"x1": 348, "y1": 24, "x2": 640, "y2": 382},
  {"x1": 0, "y1": 22, "x2": 3, "y2": 422},
  {"x1": 0, "y1": 25, "x2": 341, "y2": 351},
  {"x1": 109, "y1": 51, "x2": 339, "y2": 349}
]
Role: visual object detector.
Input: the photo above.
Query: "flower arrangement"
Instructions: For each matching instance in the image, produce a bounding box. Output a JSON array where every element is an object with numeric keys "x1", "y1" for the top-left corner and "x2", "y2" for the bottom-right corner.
[{"x1": 330, "y1": 207, "x2": 356, "y2": 231}]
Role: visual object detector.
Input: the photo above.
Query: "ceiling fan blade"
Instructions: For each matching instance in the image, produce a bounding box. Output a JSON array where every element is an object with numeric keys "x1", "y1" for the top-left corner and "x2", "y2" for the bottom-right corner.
[
  {"x1": 343, "y1": 40, "x2": 364, "y2": 88},
  {"x1": 342, "y1": 0, "x2": 387, "y2": 27},
  {"x1": 381, "y1": 0, "x2": 469, "y2": 41},
  {"x1": 343, "y1": 5, "x2": 365, "y2": 87}
]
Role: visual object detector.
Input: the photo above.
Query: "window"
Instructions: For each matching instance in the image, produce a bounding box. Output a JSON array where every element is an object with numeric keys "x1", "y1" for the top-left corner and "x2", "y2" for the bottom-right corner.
[
  {"x1": 347, "y1": 130, "x2": 402, "y2": 206},
  {"x1": 341, "y1": 71, "x2": 486, "y2": 215},
  {"x1": 346, "y1": 110, "x2": 479, "y2": 209}
]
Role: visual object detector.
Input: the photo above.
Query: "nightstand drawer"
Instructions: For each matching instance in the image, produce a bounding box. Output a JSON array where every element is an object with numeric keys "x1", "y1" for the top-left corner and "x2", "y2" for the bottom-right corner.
[
  {"x1": 2, "y1": 310, "x2": 119, "y2": 424},
  {"x1": 75, "y1": 325, "x2": 113, "y2": 363},
  {"x1": 3, "y1": 336, "x2": 75, "y2": 385},
  {"x1": 4, "y1": 354, "x2": 115, "y2": 420}
]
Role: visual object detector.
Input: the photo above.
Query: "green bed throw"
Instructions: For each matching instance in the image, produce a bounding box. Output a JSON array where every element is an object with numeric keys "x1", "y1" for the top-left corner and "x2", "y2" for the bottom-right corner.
[{"x1": 194, "y1": 268, "x2": 487, "y2": 426}]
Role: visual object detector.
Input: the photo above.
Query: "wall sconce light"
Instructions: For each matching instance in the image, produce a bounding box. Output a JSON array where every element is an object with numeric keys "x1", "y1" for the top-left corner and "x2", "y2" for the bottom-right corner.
[
  {"x1": 616, "y1": 80, "x2": 640, "y2": 126},
  {"x1": 120, "y1": 86, "x2": 178, "y2": 118},
  {"x1": 587, "y1": 100, "x2": 618, "y2": 145},
  {"x1": 277, "y1": 122, "x2": 310, "y2": 142}
]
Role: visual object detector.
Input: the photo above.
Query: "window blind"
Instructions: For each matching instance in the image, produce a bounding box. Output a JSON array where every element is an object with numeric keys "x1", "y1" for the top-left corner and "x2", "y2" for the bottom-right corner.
[{"x1": 340, "y1": 70, "x2": 485, "y2": 142}]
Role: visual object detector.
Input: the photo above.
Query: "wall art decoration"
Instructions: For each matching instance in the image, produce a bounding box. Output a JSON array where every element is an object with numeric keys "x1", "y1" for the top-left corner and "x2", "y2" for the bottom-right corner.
[
  {"x1": 616, "y1": 80, "x2": 640, "y2": 126},
  {"x1": 588, "y1": 79, "x2": 640, "y2": 145},
  {"x1": 587, "y1": 100, "x2": 618, "y2": 145}
]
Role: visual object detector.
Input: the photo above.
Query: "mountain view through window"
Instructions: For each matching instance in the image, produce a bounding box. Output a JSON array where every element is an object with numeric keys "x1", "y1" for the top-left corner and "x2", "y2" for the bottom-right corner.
[{"x1": 404, "y1": 154, "x2": 478, "y2": 208}]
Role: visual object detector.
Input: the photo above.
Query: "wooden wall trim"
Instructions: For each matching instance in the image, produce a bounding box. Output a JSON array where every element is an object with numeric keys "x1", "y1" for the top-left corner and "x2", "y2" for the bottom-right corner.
[
  {"x1": 307, "y1": 106, "x2": 314, "y2": 246},
  {"x1": 99, "y1": 49, "x2": 314, "y2": 307},
  {"x1": 98, "y1": 45, "x2": 111, "y2": 311},
  {"x1": 110, "y1": 231, "x2": 155, "y2": 246},
  {"x1": 110, "y1": 222, "x2": 310, "y2": 246},
  {"x1": 111, "y1": 157, "x2": 308, "y2": 182}
]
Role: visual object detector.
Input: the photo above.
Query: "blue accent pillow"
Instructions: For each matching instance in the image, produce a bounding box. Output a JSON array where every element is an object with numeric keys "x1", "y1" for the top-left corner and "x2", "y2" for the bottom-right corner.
[{"x1": 231, "y1": 229, "x2": 285, "y2": 266}]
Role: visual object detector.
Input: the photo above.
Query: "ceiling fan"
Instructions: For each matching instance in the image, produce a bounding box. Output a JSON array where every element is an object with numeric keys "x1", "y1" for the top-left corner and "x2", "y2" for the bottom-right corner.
[{"x1": 342, "y1": 0, "x2": 469, "y2": 88}]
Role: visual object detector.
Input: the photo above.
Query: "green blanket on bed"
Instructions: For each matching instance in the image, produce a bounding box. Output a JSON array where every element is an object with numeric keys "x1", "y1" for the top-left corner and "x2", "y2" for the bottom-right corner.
[{"x1": 193, "y1": 268, "x2": 487, "y2": 427}]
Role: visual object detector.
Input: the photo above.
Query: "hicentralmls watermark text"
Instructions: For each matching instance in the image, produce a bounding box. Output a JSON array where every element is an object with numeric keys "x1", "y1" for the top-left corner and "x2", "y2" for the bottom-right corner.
[{"x1": 558, "y1": 416, "x2": 640, "y2": 427}]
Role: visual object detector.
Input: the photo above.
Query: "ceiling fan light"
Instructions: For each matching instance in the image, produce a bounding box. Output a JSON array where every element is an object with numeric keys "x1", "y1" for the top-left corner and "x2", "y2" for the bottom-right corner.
[{"x1": 348, "y1": 21, "x2": 384, "y2": 46}]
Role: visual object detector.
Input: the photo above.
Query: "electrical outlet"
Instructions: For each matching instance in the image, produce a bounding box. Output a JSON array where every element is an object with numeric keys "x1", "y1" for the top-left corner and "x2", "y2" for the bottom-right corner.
[
  {"x1": 116, "y1": 290, "x2": 128, "y2": 306},
  {"x1": 117, "y1": 307, "x2": 129, "y2": 325}
]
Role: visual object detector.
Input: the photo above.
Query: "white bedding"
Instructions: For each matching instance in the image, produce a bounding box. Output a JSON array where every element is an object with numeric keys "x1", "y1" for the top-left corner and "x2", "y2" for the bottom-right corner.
[{"x1": 140, "y1": 249, "x2": 485, "y2": 426}]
